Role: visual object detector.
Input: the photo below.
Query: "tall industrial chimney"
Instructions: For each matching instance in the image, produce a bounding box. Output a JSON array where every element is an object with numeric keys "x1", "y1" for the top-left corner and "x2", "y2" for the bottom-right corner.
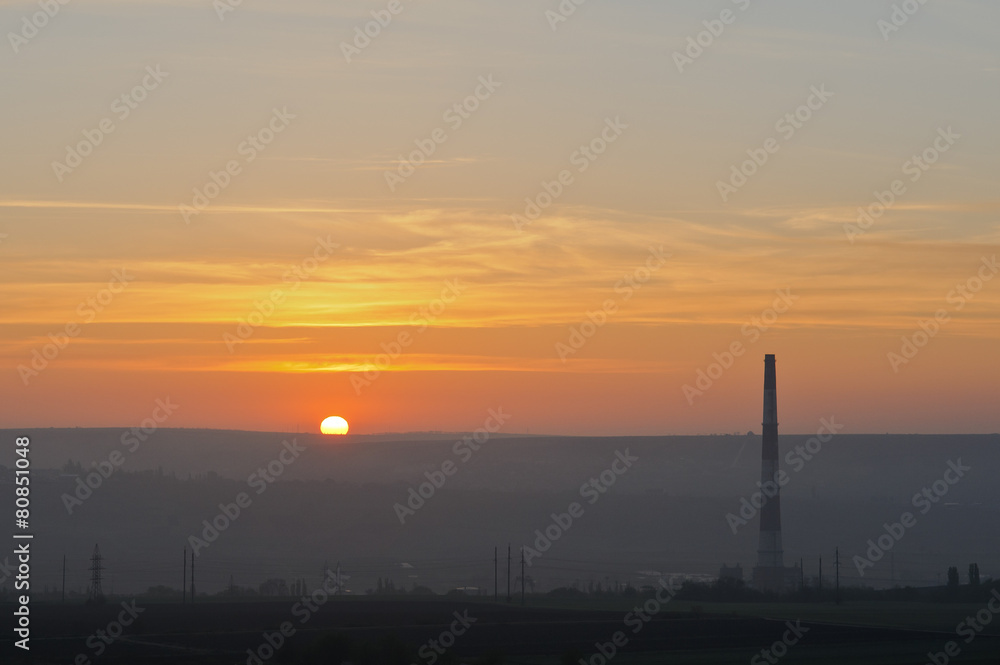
[{"x1": 754, "y1": 354, "x2": 785, "y2": 591}]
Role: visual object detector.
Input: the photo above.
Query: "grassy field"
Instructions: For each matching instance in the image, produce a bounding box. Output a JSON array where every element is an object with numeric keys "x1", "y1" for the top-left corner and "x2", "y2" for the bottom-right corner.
[
  {"x1": 4, "y1": 596, "x2": 999, "y2": 665},
  {"x1": 528, "y1": 596, "x2": 1000, "y2": 635}
]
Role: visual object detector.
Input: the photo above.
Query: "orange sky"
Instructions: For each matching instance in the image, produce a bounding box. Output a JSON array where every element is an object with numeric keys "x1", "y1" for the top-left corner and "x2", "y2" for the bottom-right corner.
[{"x1": 1, "y1": 1, "x2": 998, "y2": 434}]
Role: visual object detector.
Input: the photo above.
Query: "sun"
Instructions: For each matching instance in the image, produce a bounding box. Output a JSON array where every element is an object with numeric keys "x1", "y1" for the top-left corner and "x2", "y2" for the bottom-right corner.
[{"x1": 320, "y1": 416, "x2": 350, "y2": 435}]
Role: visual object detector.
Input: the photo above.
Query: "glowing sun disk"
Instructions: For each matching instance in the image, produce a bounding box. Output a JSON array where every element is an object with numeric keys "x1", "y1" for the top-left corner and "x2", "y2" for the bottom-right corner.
[{"x1": 321, "y1": 416, "x2": 349, "y2": 435}]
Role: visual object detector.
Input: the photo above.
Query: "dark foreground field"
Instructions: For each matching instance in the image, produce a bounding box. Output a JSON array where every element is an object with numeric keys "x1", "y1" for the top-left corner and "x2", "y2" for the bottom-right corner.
[{"x1": 4, "y1": 597, "x2": 999, "y2": 665}]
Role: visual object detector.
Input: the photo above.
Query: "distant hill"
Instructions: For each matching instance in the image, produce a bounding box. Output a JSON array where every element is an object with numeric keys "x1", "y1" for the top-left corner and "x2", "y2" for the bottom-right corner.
[
  {"x1": 2, "y1": 429, "x2": 997, "y2": 597},
  {"x1": 6, "y1": 428, "x2": 999, "y2": 501}
]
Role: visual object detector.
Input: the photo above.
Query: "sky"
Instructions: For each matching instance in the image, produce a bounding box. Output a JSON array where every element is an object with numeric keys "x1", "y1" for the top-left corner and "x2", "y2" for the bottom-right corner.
[{"x1": 1, "y1": 0, "x2": 997, "y2": 435}]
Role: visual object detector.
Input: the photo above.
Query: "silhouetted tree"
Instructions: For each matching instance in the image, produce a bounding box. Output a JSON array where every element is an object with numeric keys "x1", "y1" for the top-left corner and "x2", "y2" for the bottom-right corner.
[
  {"x1": 969, "y1": 563, "x2": 981, "y2": 587},
  {"x1": 141, "y1": 585, "x2": 180, "y2": 598},
  {"x1": 947, "y1": 566, "x2": 960, "y2": 589}
]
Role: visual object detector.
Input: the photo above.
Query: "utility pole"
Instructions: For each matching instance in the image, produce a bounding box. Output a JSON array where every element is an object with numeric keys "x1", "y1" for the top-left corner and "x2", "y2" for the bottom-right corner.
[
  {"x1": 800, "y1": 557, "x2": 804, "y2": 592},
  {"x1": 520, "y1": 547, "x2": 525, "y2": 606},
  {"x1": 494, "y1": 547, "x2": 498, "y2": 602},
  {"x1": 88, "y1": 544, "x2": 104, "y2": 604},
  {"x1": 61, "y1": 555, "x2": 66, "y2": 604},
  {"x1": 819, "y1": 557, "x2": 823, "y2": 593},
  {"x1": 506, "y1": 545, "x2": 511, "y2": 603},
  {"x1": 182, "y1": 547, "x2": 187, "y2": 604},
  {"x1": 190, "y1": 550, "x2": 195, "y2": 603},
  {"x1": 835, "y1": 547, "x2": 840, "y2": 605}
]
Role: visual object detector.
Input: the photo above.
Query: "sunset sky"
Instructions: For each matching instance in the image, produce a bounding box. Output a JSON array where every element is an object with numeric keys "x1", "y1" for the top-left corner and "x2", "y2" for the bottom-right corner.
[{"x1": 2, "y1": 0, "x2": 997, "y2": 435}]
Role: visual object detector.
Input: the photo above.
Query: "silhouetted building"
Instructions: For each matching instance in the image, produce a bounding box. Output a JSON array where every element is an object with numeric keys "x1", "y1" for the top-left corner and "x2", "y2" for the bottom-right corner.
[
  {"x1": 719, "y1": 563, "x2": 743, "y2": 582},
  {"x1": 752, "y1": 355, "x2": 799, "y2": 592},
  {"x1": 259, "y1": 578, "x2": 289, "y2": 596}
]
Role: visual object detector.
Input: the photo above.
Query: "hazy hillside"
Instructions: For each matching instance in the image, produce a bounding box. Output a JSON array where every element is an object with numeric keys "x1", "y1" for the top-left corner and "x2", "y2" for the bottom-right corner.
[
  {"x1": 7, "y1": 428, "x2": 999, "y2": 501},
  {"x1": 2, "y1": 430, "x2": 997, "y2": 597}
]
